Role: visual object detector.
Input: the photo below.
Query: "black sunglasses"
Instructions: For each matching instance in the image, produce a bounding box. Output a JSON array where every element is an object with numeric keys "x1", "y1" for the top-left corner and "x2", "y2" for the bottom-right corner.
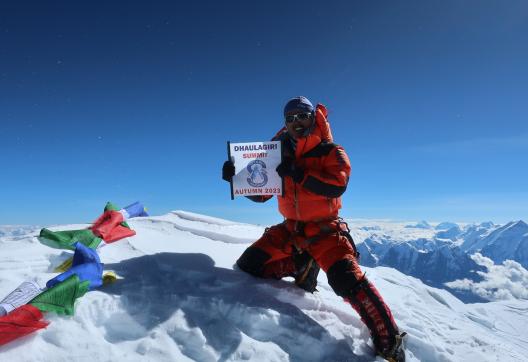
[{"x1": 285, "y1": 112, "x2": 312, "y2": 124}]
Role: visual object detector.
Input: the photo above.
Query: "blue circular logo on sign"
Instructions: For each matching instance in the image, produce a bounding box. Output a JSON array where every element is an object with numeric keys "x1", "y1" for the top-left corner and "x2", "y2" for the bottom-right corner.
[{"x1": 246, "y1": 160, "x2": 268, "y2": 187}]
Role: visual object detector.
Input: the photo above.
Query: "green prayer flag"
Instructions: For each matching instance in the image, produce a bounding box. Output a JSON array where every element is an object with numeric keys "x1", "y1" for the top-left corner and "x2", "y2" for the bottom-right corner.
[
  {"x1": 39, "y1": 228, "x2": 102, "y2": 250},
  {"x1": 38, "y1": 201, "x2": 133, "y2": 250},
  {"x1": 29, "y1": 275, "x2": 90, "y2": 315}
]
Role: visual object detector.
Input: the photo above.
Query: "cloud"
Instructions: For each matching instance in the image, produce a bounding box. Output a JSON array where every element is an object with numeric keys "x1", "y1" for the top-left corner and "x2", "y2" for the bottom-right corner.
[{"x1": 445, "y1": 253, "x2": 528, "y2": 301}]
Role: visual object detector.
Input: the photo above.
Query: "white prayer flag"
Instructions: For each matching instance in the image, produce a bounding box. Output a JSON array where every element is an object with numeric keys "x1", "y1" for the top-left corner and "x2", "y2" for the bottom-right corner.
[{"x1": 0, "y1": 280, "x2": 42, "y2": 316}]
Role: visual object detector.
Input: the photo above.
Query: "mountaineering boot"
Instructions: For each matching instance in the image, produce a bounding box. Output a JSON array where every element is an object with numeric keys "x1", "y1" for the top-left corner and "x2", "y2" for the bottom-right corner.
[
  {"x1": 377, "y1": 332, "x2": 406, "y2": 362},
  {"x1": 293, "y1": 251, "x2": 320, "y2": 293},
  {"x1": 326, "y1": 260, "x2": 404, "y2": 362}
]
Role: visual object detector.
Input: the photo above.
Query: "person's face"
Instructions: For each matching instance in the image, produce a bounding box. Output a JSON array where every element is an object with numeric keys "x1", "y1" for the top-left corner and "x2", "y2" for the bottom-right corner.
[{"x1": 285, "y1": 111, "x2": 314, "y2": 139}]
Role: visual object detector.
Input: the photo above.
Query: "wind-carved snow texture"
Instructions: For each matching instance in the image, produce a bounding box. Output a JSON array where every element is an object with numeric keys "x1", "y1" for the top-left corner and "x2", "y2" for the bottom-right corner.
[
  {"x1": 1, "y1": 213, "x2": 528, "y2": 361},
  {"x1": 133, "y1": 210, "x2": 265, "y2": 245}
]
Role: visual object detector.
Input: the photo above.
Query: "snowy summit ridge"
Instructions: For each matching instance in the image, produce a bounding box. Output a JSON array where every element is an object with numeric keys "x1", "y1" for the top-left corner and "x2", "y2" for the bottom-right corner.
[{"x1": 0, "y1": 211, "x2": 527, "y2": 361}]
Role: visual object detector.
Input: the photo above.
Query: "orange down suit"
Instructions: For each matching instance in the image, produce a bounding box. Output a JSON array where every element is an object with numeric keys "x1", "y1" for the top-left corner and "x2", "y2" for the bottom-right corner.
[{"x1": 236, "y1": 104, "x2": 401, "y2": 353}]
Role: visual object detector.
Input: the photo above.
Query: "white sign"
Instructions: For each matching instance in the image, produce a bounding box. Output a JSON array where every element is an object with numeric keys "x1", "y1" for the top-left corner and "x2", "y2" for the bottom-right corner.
[{"x1": 228, "y1": 141, "x2": 282, "y2": 197}]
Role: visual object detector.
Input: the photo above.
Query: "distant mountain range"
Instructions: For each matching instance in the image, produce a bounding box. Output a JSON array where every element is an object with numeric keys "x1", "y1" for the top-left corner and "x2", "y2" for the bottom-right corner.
[
  {"x1": 0, "y1": 225, "x2": 39, "y2": 238},
  {"x1": 462, "y1": 220, "x2": 528, "y2": 266},
  {"x1": 349, "y1": 219, "x2": 528, "y2": 302}
]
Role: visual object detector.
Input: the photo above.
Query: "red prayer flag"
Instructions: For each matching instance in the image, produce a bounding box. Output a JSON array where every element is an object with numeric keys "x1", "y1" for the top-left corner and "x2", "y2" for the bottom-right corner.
[
  {"x1": 91, "y1": 210, "x2": 136, "y2": 243},
  {"x1": 0, "y1": 304, "x2": 49, "y2": 346}
]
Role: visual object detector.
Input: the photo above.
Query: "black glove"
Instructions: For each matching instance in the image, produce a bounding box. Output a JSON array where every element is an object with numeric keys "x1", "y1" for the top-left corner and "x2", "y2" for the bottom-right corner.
[
  {"x1": 276, "y1": 159, "x2": 304, "y2": 183},
  {"x1": 222, "y1": 160, "x2": 235, "y2": 182}
]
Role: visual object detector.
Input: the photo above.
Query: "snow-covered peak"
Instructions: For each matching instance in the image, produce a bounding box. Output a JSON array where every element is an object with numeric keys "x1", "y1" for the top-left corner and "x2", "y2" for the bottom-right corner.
[
  {"x1": 434, "y1": 222, "x2": 459, "y2": 230},
  {"x1": 459, "y1": 222, "x2": 499, "y2": 252},
  {"x1": 435, "y1": 225, "x2": 463, "y2": 240},
  {"x1": 479, "y1": 221, "x2": 495, "y2": 228},
  {"x1": 509, "y1": 219, "x2": 528, "y2": 230},
  {"x1": 405, "y1": 220, "x2": 433, "y2": 229},
  {"x1": 476, "y1": 220, "x2": 528, "y2": 267}
]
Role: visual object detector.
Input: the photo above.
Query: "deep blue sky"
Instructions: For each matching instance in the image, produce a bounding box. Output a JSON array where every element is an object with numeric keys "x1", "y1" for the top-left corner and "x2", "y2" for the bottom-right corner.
[{"x1": 1, "y1": 1, "x2": 527, "y2": 226}]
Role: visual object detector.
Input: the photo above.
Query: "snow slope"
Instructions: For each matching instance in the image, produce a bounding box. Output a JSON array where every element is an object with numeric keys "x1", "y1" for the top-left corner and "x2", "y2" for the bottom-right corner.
[{"x1": 1, "y1": 211, "x2": 527, "y2": 362}]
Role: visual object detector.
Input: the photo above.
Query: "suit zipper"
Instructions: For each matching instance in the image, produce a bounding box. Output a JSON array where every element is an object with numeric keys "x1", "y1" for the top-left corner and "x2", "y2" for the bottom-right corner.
[{"x1": 294, "y1": 183, "x2": 301, "y2": 220}]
